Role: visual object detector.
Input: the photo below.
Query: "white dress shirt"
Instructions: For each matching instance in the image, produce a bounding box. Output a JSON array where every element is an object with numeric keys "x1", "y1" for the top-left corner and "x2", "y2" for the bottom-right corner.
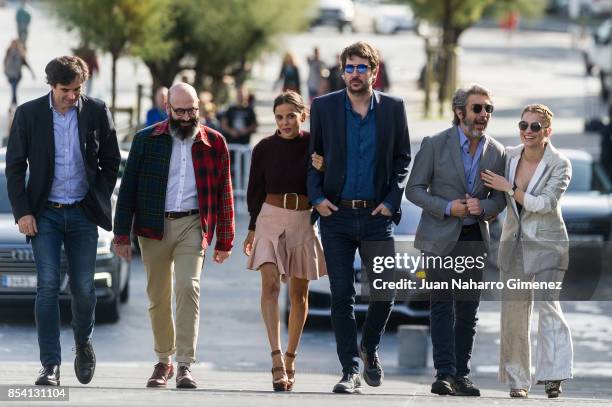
[{"x1": 165, "y1": 134, "x2": 199, "y2": 212}]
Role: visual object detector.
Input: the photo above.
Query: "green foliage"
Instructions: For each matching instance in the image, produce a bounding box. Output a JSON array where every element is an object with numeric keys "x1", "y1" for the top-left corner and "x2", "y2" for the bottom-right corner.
[
  {"x1": 406, "y1": 0, "x2": 547, "y2": 33},
  {"x1": 47, "y1": 0, "x2": 171, "y2": 58}
]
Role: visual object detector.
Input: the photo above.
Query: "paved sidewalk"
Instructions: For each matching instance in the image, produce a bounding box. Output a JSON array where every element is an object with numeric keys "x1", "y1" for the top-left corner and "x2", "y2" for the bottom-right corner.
[{"x1": 0, "y1": 363, "x2": 610, "y2": 406}]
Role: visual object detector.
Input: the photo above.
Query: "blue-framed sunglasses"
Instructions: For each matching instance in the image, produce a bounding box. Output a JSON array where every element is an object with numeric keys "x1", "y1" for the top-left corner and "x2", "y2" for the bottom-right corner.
[{"x1": 344, "y1": 64, "x2": 370, "y2": 74}]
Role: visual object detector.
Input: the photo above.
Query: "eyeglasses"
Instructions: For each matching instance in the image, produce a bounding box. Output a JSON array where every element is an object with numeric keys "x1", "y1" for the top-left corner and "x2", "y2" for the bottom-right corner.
[
  {"x1": 518, "y1": 121, "x2": 545, "y2": 132},
  {"x1": 169, "y1": 104, "x2": 199, "y2": 117},
  {"x1": 344, "y1": 64, "x2": 370, "y2": 74},
  {"x1": 471, "y1": 104, "x2": 494, "y2": 114}
]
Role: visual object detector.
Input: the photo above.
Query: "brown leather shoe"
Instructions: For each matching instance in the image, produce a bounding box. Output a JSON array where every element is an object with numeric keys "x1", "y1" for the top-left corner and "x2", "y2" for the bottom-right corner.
[
  {"x1": 146, "y1": 363, "x2": 174, "y2": 388},
  {"x1": 176, "y1": 366, "x2": 197, "y2": 389}
]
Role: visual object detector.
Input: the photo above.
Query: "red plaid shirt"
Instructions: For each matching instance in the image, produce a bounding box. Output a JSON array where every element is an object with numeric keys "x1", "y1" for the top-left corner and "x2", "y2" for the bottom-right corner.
[{"x1": 113, "y1": 120, "x2": 234, "y2": 251}]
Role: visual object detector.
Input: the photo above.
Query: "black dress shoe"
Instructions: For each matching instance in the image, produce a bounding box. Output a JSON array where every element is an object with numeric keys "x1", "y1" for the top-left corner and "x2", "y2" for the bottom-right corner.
[
  {"x1": 454, "y1": 376, "x2": 481, "y2": 396},
  {"x1": 359, "y1": 342, "x2": 383, "y2": 387},
  {"x1": 35, "y1": 365, "x2": 60, "y2": 386},
  {"x1": 332, "y1": 373, "x2": 362, "y2": 394},
  {"x1": 431, "y1": 374, "x2": 455, "y2": 395},
  {"x1": 74, "y1": 340, "x2": 96, "y2": 384}
]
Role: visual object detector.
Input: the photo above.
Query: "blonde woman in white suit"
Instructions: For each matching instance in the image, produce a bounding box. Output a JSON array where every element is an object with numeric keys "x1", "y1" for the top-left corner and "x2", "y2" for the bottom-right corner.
[{"x1": 481, "y1": 104, "x2": 573, "y2": 399}]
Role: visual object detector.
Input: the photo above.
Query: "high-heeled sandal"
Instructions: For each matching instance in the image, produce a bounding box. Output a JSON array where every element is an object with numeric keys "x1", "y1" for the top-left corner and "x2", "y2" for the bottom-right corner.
[
  {"x1": 271, "y1": 350, "x2": 288, "y2": 392},
  {"x1": 510, "y1": 388, "x2": 528, "y2": 398},
  {"x1": 284, "y1": 351, "x2": 296, "y2": 391}
]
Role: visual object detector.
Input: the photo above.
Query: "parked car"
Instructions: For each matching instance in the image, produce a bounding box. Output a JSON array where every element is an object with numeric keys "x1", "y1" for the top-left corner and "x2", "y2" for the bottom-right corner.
[
  {"x1": 294, "y1": 198, "x2": 430, "y2": 329},
  {"x1": 584, "y1": 18, "x2": 612, "y2": 100},
  {"x1": 311, "y1": 0, "x2": 355, "y2": 33},
  {"x1": 0, "y1": 164, "x2": 130, "y2": 323},
  {"x1": 354, "y1": 0, "x2": 416, "y2": 34},
  {"x1": 489, "y1": 148, "x2": 612, "y2": 298}
]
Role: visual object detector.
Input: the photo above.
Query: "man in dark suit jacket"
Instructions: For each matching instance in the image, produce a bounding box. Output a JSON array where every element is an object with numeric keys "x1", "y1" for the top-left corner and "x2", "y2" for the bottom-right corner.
[
  {"x1": 5, "y1": 56, "x2": 120, "y2": 387},
  {"x1": 307, "y1": 41, "x2": 411, "y2": 394}
]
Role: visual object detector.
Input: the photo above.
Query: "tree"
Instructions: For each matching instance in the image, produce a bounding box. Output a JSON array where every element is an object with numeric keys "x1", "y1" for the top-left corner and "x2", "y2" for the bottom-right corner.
[
  {"x1": 406, "y1": 0, "x2": 546, "y2": 114},
  {"x1": 141, "y1": 0, "x2": 314, "y2": 103},
  {"x1": 47, "y1": 0, "x2": 171, "y2": 112}
]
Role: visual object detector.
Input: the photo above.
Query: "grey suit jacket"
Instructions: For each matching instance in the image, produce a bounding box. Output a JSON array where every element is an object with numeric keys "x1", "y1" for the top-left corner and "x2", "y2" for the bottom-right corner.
[
  {"x1": 405, "y1": 126, "x2": 506, "y2": 256},
  {"x1": 498, "y1": 143, "x2": 572, "y2": 274}
]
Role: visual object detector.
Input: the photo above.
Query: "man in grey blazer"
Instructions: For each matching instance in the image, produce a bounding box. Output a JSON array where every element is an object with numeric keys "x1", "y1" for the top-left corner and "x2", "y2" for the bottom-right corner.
[{"x1": 405, "y1": 84, "x2": 506, "y2": 396}]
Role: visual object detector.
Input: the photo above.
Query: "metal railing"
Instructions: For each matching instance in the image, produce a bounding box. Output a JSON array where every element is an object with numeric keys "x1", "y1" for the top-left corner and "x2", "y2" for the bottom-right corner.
[{"x1": 227, "y1": 143, "x2": 252, "y2": 215}]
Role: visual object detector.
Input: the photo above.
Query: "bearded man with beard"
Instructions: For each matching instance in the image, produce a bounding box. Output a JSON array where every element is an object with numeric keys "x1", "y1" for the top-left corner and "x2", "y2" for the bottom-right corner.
[
  {"x1": 307, "y1": 41, "x2": 411, "y2": 394},
  {"x1": 405, "y1": 84, "x2": 506, "y2": 397},
  {"x1": 113, "y1": 83, "x2": 234, "y2": 389}
]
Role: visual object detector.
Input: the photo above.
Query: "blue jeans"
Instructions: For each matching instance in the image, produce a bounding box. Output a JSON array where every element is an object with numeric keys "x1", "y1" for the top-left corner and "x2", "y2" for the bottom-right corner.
[
  {"x1": 319, "y1": 206, "x2": 395, "y2": 374},
  {"x1": 429, "y1": 225, "x2": 484, "y2": 378},
  {"x1": 31, "y1": 207, "x2": 98, "y2": 366},
  {"x1": 8, "y1": 76, "x2": 20, "y2": 105}
]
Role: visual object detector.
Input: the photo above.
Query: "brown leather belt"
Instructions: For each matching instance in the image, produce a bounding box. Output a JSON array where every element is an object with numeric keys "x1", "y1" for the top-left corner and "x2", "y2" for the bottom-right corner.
[
  {"x1": 165, "y1": 209, "x2": 199, "y2": 219},
  {"x1": 338, "y1": 199, "x2": 375, "y2": 209},
  {"x1": 265, "y1": 193, "x2": 311, "y2": 211}
]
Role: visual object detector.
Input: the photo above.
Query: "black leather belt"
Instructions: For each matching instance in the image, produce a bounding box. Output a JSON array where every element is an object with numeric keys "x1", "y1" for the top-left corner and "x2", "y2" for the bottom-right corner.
[
  {"x1": 165, "y1": 209, "x2": 199, "y2": 219},
  {"x1": 47, "y1": 201, "x2": 82, "y2": 209},
  {"x1": 461, "y1": 223, "x2": 480, "y2": 233},
  {"x1": 338, "y1": 199, "x2": 376, "y2": 209}
]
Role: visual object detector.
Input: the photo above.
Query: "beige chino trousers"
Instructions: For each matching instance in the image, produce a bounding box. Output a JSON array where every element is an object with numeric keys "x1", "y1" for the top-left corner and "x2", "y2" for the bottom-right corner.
[{"x1": 139, "y1": 214, "x2": 204, "y2": 364}]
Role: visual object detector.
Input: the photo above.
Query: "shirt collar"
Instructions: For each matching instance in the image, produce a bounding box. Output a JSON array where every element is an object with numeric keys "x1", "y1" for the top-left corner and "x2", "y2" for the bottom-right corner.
[
  {"x1": 48, "y1": 91, "x2": 79, "y2": 114},
  {"x1": 457, "y1": 125, "x2": 484, "y2": 149},
  {"x1": 151, "y1": 119, "x2": 211, "y2": 147},
  {"x1": 344, "y1": 92, "x2": 375, "y2": 112}
]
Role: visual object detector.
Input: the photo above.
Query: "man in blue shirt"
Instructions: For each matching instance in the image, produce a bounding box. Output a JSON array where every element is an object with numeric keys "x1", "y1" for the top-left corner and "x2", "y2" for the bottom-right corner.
[
  {"x1": 6, "y1": 56, "x2": 120, "y2": 387},
  {"x1": 405, "y1": 84, "x2": 506, "y2": 396},
  {"x1": 145, "y1": 86, "x2": 168, "y2": 126},
  {"x1": 308, "y1": 41, "x2": 411, "y2": 393}
]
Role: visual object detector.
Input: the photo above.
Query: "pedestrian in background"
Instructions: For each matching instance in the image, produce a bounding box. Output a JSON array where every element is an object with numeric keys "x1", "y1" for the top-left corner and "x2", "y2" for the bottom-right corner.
[
  {"x1": 406, "y1": 84, "x2": 506, "y2": 397},
  {"x1": 308, "y1": 41, "x2": 411, "y2": 394},
  {"x1": 306, "y1": 46, "x2": 326, "y2": 102},
  {"x1": 276, "y1": 52, "x2": 301, "y2": 94},
  {"x1": 6, "y1": 55, "x2": 120, "y2": 387},
  {"x1": 113, "y1": 83, "x2": 234, "y2": 389},
  {"x1": 244, "y1": 91, "x2": 326, "y2": 392},
  {"x1": 4, "y1": 39, "x2": 35, "y2": 106},
  {"x1": 221, "y1": 85, "x2": 258, "y2": 188},
  {"x1": 16, "y1": 0, "x2": 32, "y2": 45},
  {"x1": 373, "y1": 57, "x2": 390, "y2": 92},
  {"x1": 73, "y1": 42, "x2": 99, "y2": 95},
  {"x1": 145, "y1": 86, "x2": 168, "y2": 126},
  {"x1": 482, "y1": 104, "x2": 573, "y2": 399}
]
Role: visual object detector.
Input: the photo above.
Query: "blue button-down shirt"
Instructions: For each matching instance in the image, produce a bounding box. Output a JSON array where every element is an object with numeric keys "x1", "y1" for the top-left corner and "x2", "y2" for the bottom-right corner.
[
  {"x1": 341, "y1": 94, "x2": 377, "y2": 201},
  {"x1": 47, "y1": 93, "x2": 88, "y2": 204},
  {"x1": 445, "y1": 127, "x2": 485, "y2": 225}
]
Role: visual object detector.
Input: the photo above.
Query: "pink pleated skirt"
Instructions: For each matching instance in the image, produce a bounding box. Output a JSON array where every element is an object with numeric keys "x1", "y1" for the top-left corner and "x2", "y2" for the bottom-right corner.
[{"x1": 246, "y1": 203, "x2": 327, "y2": 280}]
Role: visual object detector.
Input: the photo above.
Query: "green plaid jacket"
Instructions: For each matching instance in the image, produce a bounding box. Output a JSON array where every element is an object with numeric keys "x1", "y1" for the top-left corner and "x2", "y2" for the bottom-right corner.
[{"x1": 113, "y1": 120, "x2": 234, "y2": 251}]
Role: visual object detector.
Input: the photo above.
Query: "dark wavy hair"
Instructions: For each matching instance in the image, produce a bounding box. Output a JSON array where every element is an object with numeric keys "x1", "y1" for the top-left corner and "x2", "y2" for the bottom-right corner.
[{"x1": 45, "y1": 56, "x2": 89, "y2": 86}]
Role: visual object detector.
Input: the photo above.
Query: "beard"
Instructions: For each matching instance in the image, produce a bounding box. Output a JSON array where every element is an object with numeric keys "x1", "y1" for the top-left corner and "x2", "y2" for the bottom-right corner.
[
  {"x1": 169, "y1": 115, "x2": 199, "y2": 140},
  {"x1": 345, "y1": 77, "x2": 370, "y2": 96},
  {"x1": 463, "y1": 116, "x2": 488, "y2": 139}
]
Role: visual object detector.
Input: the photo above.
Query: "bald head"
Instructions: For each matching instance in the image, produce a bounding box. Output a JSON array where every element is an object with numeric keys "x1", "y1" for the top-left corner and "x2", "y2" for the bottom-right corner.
[{"x1": 168, "y1": 83, "x2": 199, "y2": 108}]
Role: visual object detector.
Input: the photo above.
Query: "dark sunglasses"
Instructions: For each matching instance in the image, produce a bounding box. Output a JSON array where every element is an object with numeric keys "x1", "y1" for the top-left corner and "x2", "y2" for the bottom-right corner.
[
  {"x1": 518, "y1": 121, "x2": 544, "y2": 132},
  {"x1": 344, "y1": 64, "x2": 370, "y2": 74},
  {"x1": 170, "y1": 104, "x2": 199, "y2": 117},
  {"x1": 471, "y1": 104, "x2": 494, "y2": 114}
]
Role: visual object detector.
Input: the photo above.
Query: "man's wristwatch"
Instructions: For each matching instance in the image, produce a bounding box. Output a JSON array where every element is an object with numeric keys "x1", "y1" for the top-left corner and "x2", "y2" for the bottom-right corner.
[{"x1": 507, "y1": 185, "x2": 517, "y2": 197}]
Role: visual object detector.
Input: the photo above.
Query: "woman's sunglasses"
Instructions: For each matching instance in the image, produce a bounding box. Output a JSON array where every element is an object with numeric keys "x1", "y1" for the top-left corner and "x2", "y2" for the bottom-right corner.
[
  {"x1": 471, "y1": 104, "x2": 494, "y2": 114},
  {"x1": 518, "y1": 121, "x2": 544, "y2": 132},
  {"x1": 344, "y1": 64, "x2": 370, "y2": 74}
]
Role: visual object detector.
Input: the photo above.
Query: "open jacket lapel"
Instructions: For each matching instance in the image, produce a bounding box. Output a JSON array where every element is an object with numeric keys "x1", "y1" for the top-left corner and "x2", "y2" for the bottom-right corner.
[{"x1": 447, "y1": 127, "x2": 468, "y2": 191}]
